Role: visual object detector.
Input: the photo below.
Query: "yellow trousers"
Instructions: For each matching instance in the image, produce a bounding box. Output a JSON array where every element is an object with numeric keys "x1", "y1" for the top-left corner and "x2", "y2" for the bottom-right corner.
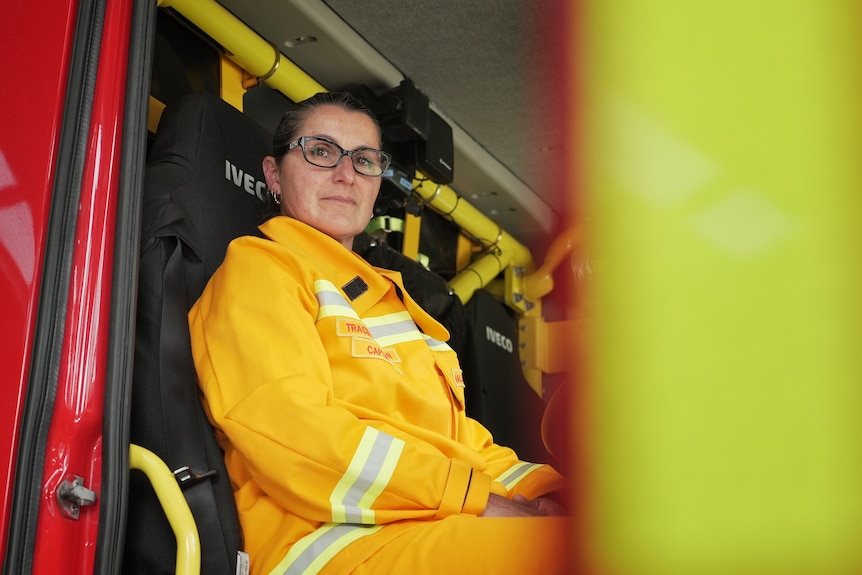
[{"x1": 321, "y1": 515, "x2": 573, "y2": 575}]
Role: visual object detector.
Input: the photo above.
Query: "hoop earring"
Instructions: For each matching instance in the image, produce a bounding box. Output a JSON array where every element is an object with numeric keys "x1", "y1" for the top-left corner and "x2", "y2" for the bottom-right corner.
[{"x1": 270, "y1": 189, "x2": 281, "y2": 205}]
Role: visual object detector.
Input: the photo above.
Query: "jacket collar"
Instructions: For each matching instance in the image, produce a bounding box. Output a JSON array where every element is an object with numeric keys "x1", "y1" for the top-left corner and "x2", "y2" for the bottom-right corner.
[{"x1": 258, "y1": 216, "x2": 450, "y2": 341}]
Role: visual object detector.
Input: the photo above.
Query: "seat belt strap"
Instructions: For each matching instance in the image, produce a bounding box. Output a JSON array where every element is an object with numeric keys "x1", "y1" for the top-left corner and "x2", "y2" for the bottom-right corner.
[{"x1": 159, "y1": 237, "x2": 235, "y2": 569}]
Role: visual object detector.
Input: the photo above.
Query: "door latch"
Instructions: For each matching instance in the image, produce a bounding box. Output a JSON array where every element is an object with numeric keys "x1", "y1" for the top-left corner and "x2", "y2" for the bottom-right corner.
[{"x1": 56, "y1": 475, "x2": 97, "y2": 520}]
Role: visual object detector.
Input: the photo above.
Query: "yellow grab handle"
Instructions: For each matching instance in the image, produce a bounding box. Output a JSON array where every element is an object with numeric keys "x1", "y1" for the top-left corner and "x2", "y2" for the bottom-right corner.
[{"x1": 129, "y1": 444, "x2": 201, "y2": 575}]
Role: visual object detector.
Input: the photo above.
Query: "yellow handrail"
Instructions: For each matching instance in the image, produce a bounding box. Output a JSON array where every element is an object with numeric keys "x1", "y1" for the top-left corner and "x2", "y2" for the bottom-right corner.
[
  {"x1": 410, "y1": 178, "x2": 535, "y2": 305},
  {"x1": 157, "y1": 0, "x2": 325, "y2": 102},
  {"x1": 523, "y1": 226, "x2": 580, "y2": 301},
  {"x1": 129, "y1": 444, "x2": 201, "y2": 575},
  {"x1": 156, "y1": 0, "x2": 537, "y2": 307}
]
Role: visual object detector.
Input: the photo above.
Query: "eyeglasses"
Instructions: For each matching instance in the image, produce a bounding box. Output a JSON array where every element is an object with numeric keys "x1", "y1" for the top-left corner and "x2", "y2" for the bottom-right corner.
[{"x1": 287, "y1": 136, "x2": 392, "y2": 177}]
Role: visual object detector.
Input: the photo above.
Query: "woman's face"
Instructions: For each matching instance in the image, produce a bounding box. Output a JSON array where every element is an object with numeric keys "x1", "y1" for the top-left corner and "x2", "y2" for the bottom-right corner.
[{"x1": 263, "y1": 105, "x2": 382, "y2": 249}]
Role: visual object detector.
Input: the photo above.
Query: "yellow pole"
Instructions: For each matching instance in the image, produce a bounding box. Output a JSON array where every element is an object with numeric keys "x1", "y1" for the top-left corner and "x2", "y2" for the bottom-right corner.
[
  {"x1": 129, "y1": 444, "x2": 201, "y2": 575},
  {"x1": 523, "y1": 226, "x2": 581, "y2": 301},
  {"x1": 447, "y1": 251, "x2": 504, "y2": 305},
  {"x1": 158, "y1": 0, "x2": 325, "y2": 101},
  {"x1": 412, "y1": 177, "x2": 534, "y2": 304}
]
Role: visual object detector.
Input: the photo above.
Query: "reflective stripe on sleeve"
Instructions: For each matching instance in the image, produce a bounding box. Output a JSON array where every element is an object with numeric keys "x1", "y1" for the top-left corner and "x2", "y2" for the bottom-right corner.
[
  {"x1": 314, "y1": 280, "x2": 359, "y2": 320},
  {"x1": 269, "y1": 523, "x2": 382, "y2": 575},
  {"x1": 495, "y1": 462, "x2": 544, "y2": 491},
  {"x1": 330, "y1": 427, "x2": 405, "y2": 524}
]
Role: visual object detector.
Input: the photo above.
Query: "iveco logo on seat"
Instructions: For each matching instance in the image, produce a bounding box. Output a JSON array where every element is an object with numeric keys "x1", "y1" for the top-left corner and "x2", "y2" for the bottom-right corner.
[
  {"x1": 225, "y1": 159, "x2": 268, "y2": 201},
  {"x1": 485, "y1": 326, "x2": 513, "y2": 353}
]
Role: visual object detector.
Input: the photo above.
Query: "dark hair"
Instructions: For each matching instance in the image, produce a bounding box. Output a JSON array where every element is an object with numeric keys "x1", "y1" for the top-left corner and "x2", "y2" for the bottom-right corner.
[{"x1": 271, "y1": 91, "x2": 382, "y2": 161}]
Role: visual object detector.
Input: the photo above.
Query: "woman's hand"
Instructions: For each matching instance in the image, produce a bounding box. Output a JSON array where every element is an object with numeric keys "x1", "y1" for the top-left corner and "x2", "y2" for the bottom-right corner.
[{"x1": 479, "y1": 493, "x2": 567, "y2": 518}]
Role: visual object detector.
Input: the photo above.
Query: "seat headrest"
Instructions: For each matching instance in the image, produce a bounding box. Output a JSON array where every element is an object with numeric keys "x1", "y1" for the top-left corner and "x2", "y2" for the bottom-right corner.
[{"x1": 142, "y1": 91, "x2": 273, "y2": 279}]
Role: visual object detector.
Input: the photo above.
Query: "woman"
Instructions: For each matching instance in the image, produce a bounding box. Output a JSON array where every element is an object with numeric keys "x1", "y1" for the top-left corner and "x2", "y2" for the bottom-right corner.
[{"x1": 189, "y1": 91, "x2": 570, "y2": 575}]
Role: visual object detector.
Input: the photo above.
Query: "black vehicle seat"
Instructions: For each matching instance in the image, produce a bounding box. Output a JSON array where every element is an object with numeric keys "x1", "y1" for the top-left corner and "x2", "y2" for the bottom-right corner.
[
  {"x1": 458, "y1": 290, "x2": 551, "y2": 464},
  {"x1": 125, "y1": 91, "x2": 272, "y2": 574}
]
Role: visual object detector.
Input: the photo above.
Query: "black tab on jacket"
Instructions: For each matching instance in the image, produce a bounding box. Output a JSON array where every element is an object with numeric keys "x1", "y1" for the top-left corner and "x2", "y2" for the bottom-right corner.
[{"x1": 342, "y1": 276, "x2": 369, "y2": 301}]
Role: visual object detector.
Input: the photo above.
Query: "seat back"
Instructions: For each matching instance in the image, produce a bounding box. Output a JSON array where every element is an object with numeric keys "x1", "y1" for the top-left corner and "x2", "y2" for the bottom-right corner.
[
  {"x1": 459, "y1": 290, "x2": 551, "y2": 464},
  {"x1": 125, "y1": 91, "x2": 273, "y2": 574}
]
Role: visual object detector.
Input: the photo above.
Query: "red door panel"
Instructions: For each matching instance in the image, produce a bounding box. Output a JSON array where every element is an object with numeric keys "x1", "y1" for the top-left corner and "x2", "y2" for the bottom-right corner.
[{"x1": 0, "y1": 0, "x2": 80, "y2": 562}]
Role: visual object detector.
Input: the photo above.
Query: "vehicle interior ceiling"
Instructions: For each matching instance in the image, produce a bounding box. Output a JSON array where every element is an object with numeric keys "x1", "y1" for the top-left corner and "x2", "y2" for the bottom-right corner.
[
  {"x1": 150, "y1": 0, "x2": 578, "y2": 410},
  {"x1": 244, "y1": 0, "x2": 567, "y2": 248}
]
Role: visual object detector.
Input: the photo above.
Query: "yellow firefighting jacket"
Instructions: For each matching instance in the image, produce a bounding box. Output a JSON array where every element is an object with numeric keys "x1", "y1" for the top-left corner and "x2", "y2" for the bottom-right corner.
[{"x1": 189, "y1": 216, "x2": 568, "y2": 575}]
